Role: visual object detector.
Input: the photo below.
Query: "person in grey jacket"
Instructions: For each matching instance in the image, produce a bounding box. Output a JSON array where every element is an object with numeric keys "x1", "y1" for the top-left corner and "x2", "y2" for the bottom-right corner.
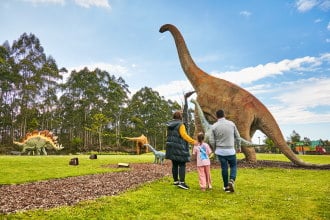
[{"x1": 209, "y1": 109, "x2": 241, "y2": 192}]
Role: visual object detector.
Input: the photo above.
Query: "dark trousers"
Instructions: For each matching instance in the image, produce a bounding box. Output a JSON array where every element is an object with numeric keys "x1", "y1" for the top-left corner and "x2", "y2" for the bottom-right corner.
[
  {"x1": 217, "y1": 154, "x2": 237, "y2": 188},
  {"x1": 172, "y1": 160, "x2": 186, "y2": 182}
]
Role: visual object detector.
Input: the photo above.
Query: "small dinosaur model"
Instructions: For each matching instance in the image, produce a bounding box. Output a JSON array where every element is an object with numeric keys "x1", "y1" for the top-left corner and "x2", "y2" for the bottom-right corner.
[
  {"x1": 14, "y1": 130, "x2": 63, "y2": 155},
  {"x1": 143, "y1": 144, "x2": 165, "y2": 165}
]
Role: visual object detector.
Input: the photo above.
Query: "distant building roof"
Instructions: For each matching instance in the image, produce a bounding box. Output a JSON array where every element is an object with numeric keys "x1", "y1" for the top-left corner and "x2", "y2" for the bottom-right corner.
[{"x1": 311, "y1": 140, "x2": 323, "y2": 147}]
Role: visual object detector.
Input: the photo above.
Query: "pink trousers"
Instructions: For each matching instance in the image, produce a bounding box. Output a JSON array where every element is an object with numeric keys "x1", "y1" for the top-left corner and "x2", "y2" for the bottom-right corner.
[{"x1": 197, "y1": 165, "x2": 212, "y2": 189}]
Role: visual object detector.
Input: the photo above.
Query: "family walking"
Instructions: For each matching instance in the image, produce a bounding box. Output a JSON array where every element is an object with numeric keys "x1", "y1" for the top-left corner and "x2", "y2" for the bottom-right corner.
[{"x1": 165, "y1": 108, "x2": 241, "y2": 192}]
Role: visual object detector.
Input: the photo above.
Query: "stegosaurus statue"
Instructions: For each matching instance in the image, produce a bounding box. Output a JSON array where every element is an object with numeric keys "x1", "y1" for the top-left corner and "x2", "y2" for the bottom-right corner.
[{"x1": 14, "y1": 130, "x2": 64, "y2": 155}]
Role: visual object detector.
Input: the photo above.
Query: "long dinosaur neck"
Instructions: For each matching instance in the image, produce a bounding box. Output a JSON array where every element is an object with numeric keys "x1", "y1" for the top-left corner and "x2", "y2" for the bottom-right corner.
[
  {"x1": 190, "y1": 99, "x2": 211, "y2": 132},
  {"x1": 160, "y1": 24, "x2": 208, "y2": 89},
  {"x1": 146, "y1": 144, "x2": 157, "y2": 154}
]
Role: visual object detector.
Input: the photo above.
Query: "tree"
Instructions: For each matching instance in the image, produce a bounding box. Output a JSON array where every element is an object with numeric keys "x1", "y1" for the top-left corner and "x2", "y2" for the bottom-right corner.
[
  {"x1": 0, "y1": 34, "x2": 61, "y2": 146},
  {"x1": 264, "y1": 136, "x2": 276, "y2": 153},
  {"x1": 85, "y1": 113, "x2": 111, "y2": 152},
  {"x1": 303, "y1": 137, "x2": 311, "y2": 146},
  {"x1": 38, "y1": 55, "x2": 62, "y2": 130},
  {"x1": 58, "y1": 68, "x2": 130, "y2": 151},
  {"x1": 0, "y1": 44, "x2": 20, "y2": 143},
  {"x1": 9, "y1": 33, "x2": 61, "y2": 136},
  {"x1": 290, "y1": 130, "x2": 301, "y2": 142},
  {"x1": 102, "y1": 75, "x2": 129, "y2": 147},
  {"x1": 125, "y1": 87, "x2": 180, "y2": 150}
]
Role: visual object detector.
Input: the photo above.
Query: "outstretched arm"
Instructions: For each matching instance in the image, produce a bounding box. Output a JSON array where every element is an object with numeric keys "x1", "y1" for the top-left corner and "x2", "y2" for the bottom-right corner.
[{"x1": 179, "y1": 124, "x2": 197, "y2": 145}]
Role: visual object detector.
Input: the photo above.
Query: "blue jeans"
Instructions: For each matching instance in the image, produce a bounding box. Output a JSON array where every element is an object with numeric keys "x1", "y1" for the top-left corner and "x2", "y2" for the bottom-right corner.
[{"x1": 217, "y1": 154, "x2": 237, "y2": 188}]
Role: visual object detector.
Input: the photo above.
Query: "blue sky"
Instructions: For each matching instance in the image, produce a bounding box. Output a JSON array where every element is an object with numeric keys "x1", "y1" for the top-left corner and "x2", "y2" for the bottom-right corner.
[{"x1": 1, "y1": 0, "x2": 330, "y2": 143}]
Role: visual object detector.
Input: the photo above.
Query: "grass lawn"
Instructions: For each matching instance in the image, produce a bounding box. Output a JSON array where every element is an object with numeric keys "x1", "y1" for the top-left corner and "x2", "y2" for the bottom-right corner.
[
  {"x1": 0, "y1": 154, "x2": 152, "y2": 184},
  {"x1": 0, "y1": 154, "x2": 329, "y2": 219}
]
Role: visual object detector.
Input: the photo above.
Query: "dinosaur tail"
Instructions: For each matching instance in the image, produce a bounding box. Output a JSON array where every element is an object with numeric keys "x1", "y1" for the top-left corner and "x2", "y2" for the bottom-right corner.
[
  {"x1": 13, "y1": 141, "x2": 24, "y2": 146},
  {"x1": 259, "y1": 113, "x2": 330, "y2": 168}
]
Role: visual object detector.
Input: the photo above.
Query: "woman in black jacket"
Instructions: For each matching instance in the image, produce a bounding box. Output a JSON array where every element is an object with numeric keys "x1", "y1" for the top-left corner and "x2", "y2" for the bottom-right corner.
[{"x1": 166, "y1": 110, "x2": 197, "y2": 190}]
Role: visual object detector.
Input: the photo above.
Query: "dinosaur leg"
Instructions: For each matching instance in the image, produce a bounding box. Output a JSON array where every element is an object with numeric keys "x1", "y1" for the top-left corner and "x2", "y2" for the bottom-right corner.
[
  {"x1": 42, "y1": 147, "x2": 47, "y2": 155},
  {"x1": 239, "y1": 127, "x2": 257, "y2": 163}
]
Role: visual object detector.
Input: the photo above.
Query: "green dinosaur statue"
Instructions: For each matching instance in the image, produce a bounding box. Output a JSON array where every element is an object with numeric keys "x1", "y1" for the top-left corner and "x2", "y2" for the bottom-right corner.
[{"x1": 14, "y1": 130, "x2": 64, "y2": 155}]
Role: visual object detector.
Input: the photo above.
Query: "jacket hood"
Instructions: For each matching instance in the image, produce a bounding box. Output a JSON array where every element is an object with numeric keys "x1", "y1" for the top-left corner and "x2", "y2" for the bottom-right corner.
[{"x1": 166, "y1": 119, "x2": 182, "y2": 129}]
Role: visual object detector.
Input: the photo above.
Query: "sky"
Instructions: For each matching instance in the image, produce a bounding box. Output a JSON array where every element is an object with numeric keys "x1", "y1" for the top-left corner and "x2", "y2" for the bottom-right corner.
[{"x1": 1, "y1": 0, "x2": 330, "y2": 144}]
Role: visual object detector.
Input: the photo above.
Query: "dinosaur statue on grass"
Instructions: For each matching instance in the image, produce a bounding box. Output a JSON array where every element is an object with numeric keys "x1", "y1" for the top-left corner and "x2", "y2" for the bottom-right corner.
[
  {"x1": 124, "y1": 134, "x2": 149, "y2": 155},
  {"x1": 159, "y1": 23, "x2": 329, "y2": 168},
  {"x1": 14, "y1": 130, "x2": 64, "y2": 155},
  {"x1": 143, "y1": 144, "x2": 165, "y2": 165}
]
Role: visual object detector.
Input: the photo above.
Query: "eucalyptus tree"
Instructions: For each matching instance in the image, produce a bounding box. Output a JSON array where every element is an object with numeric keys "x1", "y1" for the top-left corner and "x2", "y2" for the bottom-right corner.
[
  {"x1": 85, "y1": 113, "x2": 111, "y2": 152},
  {"x1": 59, "y1": 67, "x2": 102, "y2": 150},
  {"x1": 103, "y1": 75, "x2": 129, "y2": 147},
  {"x1": 38, "y1": 56, "x2": 62, "y2": 130},
  {"x1": 59, "y1": 68, "x2": 130, "y2": 151},
  {"x1": 7, "y1": 33, "x2": 61, "y2": 137},
  {"x1": 0, "y1": 44, "x2": 20, "y2": 144},
  {"x1": 125, "y1": 87, "x2": 180, "y2": 150}
]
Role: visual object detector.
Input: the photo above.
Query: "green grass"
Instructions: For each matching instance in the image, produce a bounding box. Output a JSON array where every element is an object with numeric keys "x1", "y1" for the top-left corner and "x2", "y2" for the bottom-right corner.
[
  {"x1": 1, "y1": 154, "x2": 329, "y2": 219},
  {"x1": 0, "y1": 154, "x2": 153, "y2": 184},
  {"x1": 254, "y1": 153, "x2": 330, "y2": 164}
]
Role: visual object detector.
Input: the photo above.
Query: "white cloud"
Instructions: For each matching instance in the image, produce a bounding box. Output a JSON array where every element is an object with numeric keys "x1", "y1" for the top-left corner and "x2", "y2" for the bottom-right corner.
[
  {"x1": 249, "y1": 77, "x2": 330, "y2": 126},
  {"x1": 295, "y1": 0, "x2": 330, "y2": 12},
  {"x1": 319, "y1": 0, "x2": 330, "y2": 10},
  {"x1": 64, "y1": 62, "x2": 131, "y2": 82},
  {"x1": 272, "y1": 106, "x2": 313, "y2": 124},
  {"x1": 296, "y1": 0, "x2": 318, "y2": 12},
  {"x1": 239, "y1": 10, "x2": 252, "y2": 17},
  {"x1": 74, "y1": 0, "x2": 111, "y2": 8},
  {"x1": 210, "y1": 54, "x2": 327, "y2": 85},
  {"x1": 270, "y1": 104, "x2": 330, "y2": 125},
  {"x1": 22, "y1": 0, "x2": 111, "y2": 8},
  {"x1": 74, "y1": 62, "x2": 130, "y2": 76},
  {"x1": 327, "y1": 21, "x2": 330, "y2": 30},
  {"x1": 22, "y1": 0, "x2": 65, "y2": 5},
  {"x1": 155, "y1": 80, "x2": 194, "y2": 104},
  {"x1": 274, "y1": 78, "x2": 330, "y2": 108}
]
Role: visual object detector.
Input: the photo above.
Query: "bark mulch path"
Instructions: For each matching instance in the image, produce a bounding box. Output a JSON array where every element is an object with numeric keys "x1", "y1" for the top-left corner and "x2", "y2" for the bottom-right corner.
[{"x1": 0, "y1": 159, "x2": 327, "y2": 214}]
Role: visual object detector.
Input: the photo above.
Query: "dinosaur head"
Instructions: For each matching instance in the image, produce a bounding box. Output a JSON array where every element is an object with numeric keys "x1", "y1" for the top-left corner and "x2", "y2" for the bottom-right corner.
[{"x1": 159, "y1": 24, "x2": 172, "y2": 33}]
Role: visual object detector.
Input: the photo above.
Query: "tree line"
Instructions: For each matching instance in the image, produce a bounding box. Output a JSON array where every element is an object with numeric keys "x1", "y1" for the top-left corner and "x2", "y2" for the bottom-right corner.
[
  {"x1": 260, "y1": 130, "x2": 330, "y2": 154},
  {"x1": 0, "y1": 33, "x2": 191, "y2": 154}
]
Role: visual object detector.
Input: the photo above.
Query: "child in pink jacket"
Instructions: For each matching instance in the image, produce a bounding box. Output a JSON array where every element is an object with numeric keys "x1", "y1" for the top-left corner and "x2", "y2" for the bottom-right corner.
[{"x1": 193, "y1": 132, "x2": 212, "y2": 191}]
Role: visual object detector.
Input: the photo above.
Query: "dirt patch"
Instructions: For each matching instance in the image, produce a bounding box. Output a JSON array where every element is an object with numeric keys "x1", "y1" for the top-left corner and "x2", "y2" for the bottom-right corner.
[{"x1": 0, "y1": 160, "x2": 328, "y2": 214}]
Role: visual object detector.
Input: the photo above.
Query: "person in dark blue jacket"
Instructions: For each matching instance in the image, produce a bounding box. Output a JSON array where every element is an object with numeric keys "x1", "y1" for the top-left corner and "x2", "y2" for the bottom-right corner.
[{"x1": 166, "y1": 110, "x2": 197, "y2": 190}]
